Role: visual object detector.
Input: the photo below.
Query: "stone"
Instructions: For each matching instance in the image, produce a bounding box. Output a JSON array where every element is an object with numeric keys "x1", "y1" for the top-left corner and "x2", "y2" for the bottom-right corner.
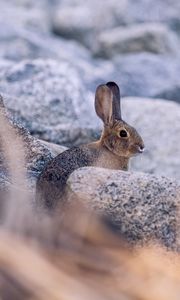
[
  {"x1": 0, "y1": 97, "x2": 55, "y2": 188},
  {"x1": 51, "y1": 0, "x2": 180, "y2": 52},
  {"x1": 0, "y1": 21, "x2": 91, "y2": 62},
  {"x1": 94, "y1": 23, "x2": 179, "y2": 58},
  {"x1": 122, "y1": 97, "x2": 180, "y2": 180},
  {"x1": 0, "y1": 59, "x2": 95, "y2": 147},
  {"x1": 0, "y1": 0, "x2": 49, "y2": 35},
  {"x1": 51, "y1": 0, "x2": 128, "y2": 48},
  {"x1": 67, "y1": 167, "x2": 180, "y2": 249},
  {"x1": 39, "y1": 140, "x2": 68, "y2": 157},
  {"x1": 0, "y1": 0, "x2": 91, "y2": 63},
  {"x1": 107, "y1": 53, "x2": 180, "y2": 103},
  {"x1": 2, "y1": 122, "x2": 54, "y2": 187},
  {"x1": 126, "y1": 0, "x2": 180, "y2": 33}
]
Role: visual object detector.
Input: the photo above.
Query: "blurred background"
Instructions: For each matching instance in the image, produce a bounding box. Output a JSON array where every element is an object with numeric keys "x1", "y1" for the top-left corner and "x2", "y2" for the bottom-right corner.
[{"x1": 0, "y1": 0, "x2": 179, "y2": 179}]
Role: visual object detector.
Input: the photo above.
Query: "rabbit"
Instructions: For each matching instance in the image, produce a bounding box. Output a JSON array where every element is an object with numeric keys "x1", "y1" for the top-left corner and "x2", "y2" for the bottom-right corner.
[{"x1": 36, "y1": 82, "x2": 145, "y2": 211}]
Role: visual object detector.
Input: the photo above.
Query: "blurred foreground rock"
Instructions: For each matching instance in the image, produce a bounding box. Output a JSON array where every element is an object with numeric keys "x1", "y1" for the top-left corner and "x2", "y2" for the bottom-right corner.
[
  {"x1": 67, "y1": 167, "x2": 180, "y2": 249},
  {"x1": 0, "y1": 98, "x2": 66, "y2": 187},
  {"x1": 0, "y1": 122, "x2": 54, "y2": 187}
]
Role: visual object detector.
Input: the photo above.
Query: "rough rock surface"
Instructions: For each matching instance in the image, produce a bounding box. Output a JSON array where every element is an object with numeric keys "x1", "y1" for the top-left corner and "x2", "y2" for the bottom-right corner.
[
  {"x1": 0, "y1": 59, "x2": 95, "y2": 147},
  {"x1": 95, "y1": 23, "x2": 179, "y2": 58},
  {"x1": 67, "y1": 167, "x2": 180, "y2": 249}
]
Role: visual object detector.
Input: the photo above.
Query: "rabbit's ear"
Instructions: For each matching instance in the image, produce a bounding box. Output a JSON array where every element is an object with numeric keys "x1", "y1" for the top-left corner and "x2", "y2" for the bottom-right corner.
[
  {"x1": 106, "y1": 81, "x2": 121, "y2": 120},
  {"x1": 95, "y1": 84, "x2": 113, "y2": 125}
]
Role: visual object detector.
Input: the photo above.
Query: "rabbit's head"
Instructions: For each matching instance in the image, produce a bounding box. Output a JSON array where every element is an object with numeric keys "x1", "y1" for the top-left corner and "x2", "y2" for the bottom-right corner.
[{"x1": 95, "y1": 82, "x2": 145, "y2": 158}]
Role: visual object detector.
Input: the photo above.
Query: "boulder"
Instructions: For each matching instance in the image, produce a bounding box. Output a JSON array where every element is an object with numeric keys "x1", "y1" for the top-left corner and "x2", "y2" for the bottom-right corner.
[
  {"x1": 51, "y1": 0, "x2": 180, "y2": 51},
  {"x1": 94, "y1": 23, "x2": 179, "y2": 58},
  {"x1": 0, "y1": 0, "x2": 49, "y2": 35},
  {"x1": 67, "y1": 167, "x2": 180, "y2": 249},
  {"x1": 0, "y1": 122, "x2": 54, "y2": 187},
  {"x1": 0, "y1": 97, "x2": 59, "y2": 188},
  {"x1": 51, "y1": 0, "x2": 128, "y2": 48},
  {"x1": 0, "y1": 20, "x2": 91, "y2": 63},
  {"x1": 123, "y1": 97, "x2": 180, "y2": 180},
  {"x1": 0, "y1": 59, "x2": 95, "y2": 147},
  {"x1": 107, "y1": 53, "x2": 180, "y2": 102},
  {"x1": 0, "y1": 0, "x2": 91, "y2": 63},
  {"x1": 127, "y1": 0, "x2": 180, "y2": 33}
]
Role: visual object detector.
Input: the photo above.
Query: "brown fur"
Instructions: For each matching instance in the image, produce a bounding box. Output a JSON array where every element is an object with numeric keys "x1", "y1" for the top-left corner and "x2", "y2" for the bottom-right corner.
[{"x1": 36, "y1": 82, "x2": 144, "y2": 211}]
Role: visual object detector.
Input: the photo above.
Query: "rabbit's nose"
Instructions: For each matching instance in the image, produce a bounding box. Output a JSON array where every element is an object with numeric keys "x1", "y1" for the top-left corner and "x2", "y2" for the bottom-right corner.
[{"x1": 138, "y1": 145, "x2": 145, "y2": 153}]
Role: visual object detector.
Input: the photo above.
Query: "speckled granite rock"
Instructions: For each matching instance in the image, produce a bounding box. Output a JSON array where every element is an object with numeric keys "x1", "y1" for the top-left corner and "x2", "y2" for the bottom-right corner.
[
  {"x1": 94, "y1": 23, "x2": 179, "y2": 58},
  {"x1": 0, "y1": 59, "x2": 95, "y2": 147},
  {"x1": 39, "y1": 140, "x2": 68, "y2": 157},
  {"x1": 67, "y1": 167, "x2": 180, "y2": 249}
]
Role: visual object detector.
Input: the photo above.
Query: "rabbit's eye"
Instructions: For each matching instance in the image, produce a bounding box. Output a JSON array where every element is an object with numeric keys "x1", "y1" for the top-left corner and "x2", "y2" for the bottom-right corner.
[{"x1": 119, "y1": 129, "x2": 128, "y2": 138}]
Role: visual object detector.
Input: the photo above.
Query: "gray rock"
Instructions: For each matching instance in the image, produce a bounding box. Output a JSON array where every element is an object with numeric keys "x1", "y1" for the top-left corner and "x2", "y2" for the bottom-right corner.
[
  {"x1": 0, "y1": 0, "x2": 92, "y2": 63},
  {"x1": 52, "y1": 6, "x2": 95, "y2": 47},
  {"x1": 0, "y1": 97, "x2": 55, "y2": 188},
  {"x1": 0, "y1": 1, "x2": 49, "y2": 34},
  {"x1": 51, "y1": 0, "x2": 180, "y2": 52},
  {"x1": 95, "y1": 23, "x2": 179, "y2": 58},
  {"x1": 127, "y1": 0, "x2": 180, "y2": 32},
  {"x1": 0, "y1": 59, "x2": 95, "y2": 147},
  {"x1": 51, "y1": 0, "x2": 128, "y2": 48},
  {"x1": 0, "y1": 20, "x2": 91, "y2": 62},
  {"x1": 39, "y1": 139, "x2": 68, "y2": 157},
  {"x1": 108, "y1": 53, "x2": 180, "y2": 102},
  {"x1": 67, "y1": 167, "x2": 180, "y2": 249},
  {"x1": 76, "y1": 53, "x2": 180, "y2": 104},
  {"x1": 123, "y1": 98, "x2": 180, "y2": 180},
  {"x1": 4, "y1": 122, "x2": 55, "y2": 185}
]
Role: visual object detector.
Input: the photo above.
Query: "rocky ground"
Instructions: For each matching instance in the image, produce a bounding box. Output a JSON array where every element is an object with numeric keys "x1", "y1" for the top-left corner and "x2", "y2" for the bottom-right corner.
[{"x1": 0, "y1": 0, "x2": 180, "y2": 249}]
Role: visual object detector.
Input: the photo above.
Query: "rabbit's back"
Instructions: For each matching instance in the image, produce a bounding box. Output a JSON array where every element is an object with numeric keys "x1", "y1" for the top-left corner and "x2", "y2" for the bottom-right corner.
[{"x1": 36, "y1": 145, "x2": 99, "y2": 210}]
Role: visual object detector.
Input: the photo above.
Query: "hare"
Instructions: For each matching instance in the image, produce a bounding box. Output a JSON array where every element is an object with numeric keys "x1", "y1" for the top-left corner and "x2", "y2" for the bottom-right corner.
[{"x1": 36, "y1": 82, "x2": 144, "y2": 210}]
